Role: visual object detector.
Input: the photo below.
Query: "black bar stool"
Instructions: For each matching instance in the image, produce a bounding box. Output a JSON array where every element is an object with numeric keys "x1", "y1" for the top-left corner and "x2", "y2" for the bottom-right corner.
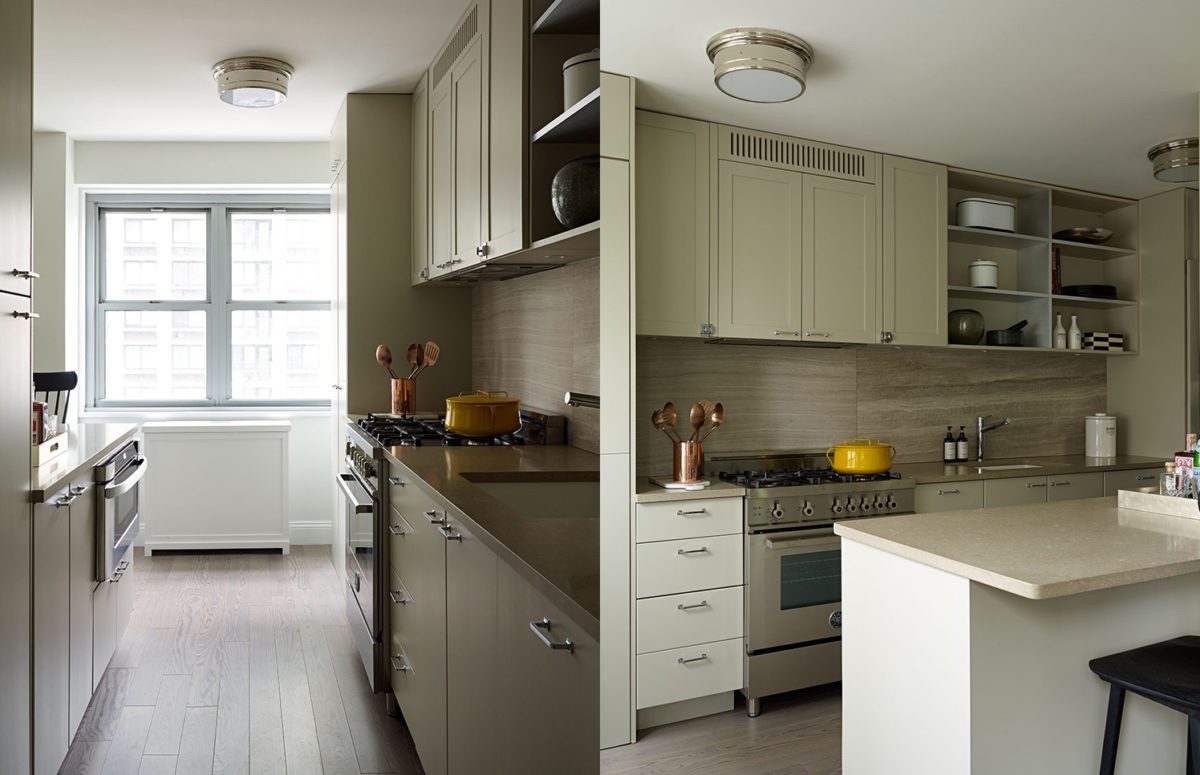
[
  {"x1": 33, "y1": 370, "x2": 77, "y2": 425},
  {"x1": 1089, "y1": 636, "x2": 1200, "y2": 775}
]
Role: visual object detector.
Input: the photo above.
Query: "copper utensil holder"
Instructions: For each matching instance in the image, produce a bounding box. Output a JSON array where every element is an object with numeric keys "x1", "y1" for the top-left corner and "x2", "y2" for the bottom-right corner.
[
  {"x1": 391, "y1": 378, "x2": 416, "y2": 416},
  {"x1": 673, "y1": 441, "x2": 703, "y2": 483}
]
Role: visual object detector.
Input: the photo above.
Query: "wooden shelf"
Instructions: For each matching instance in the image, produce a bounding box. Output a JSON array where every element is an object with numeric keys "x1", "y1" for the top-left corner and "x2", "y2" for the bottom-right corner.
[
  {"x1": 948, "y1": 225, "x2": 1047, "y2": 250},
  {"x1": 531, "y1": 0, "x2": 599, "y2": 34},
  {"x1": 532, "y1": 88, "x2": 599, "y2": 144},
  {"x1": 949, "y1": 286, "x2": 1046, "y2": 302},
  {"x1": 1051, "y1": 239, "x2": 1136, "y2": 260},
  {"x1": 1051, "y1": 294, "x2": 1137, "y2": 308}
]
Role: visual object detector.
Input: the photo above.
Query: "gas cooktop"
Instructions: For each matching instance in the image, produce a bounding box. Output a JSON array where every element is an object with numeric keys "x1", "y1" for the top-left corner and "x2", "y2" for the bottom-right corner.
[
  {"x1": 355, "y1": 414, "x2": 525, "y2": 447},
  {"x1": 718, "y1": 468, "x2": 900, "y2": 489}
]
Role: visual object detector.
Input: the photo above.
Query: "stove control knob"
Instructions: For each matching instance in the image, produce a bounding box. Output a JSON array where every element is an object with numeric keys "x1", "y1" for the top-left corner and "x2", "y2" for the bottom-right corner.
[
  {"x1": 802, "y1": 501, "x2": 814, "y2": 517},
  {"x1": 860, "y1": 496, "x2": 873, "y2": 512},
  {"x1": 845, "y1": 498, "x2": 858, "y2": 514},
  {"x1": 770, "y1": 502, "x2": 785, "y2": 520},
  {"x1": 886, "y1": 495, "x2": 897, "y2": 510},
  {"x1": 831, "y1": 498, "x2": 844, "y2": 515},
  {"x1": 874, "y1": 495, "x2": 887, "y2": 511}
]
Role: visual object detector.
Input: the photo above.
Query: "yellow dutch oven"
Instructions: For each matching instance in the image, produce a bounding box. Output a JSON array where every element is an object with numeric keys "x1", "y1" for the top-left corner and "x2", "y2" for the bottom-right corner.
[
  {"x1": 826, "y1": 438, "x2": 896, "y2": 475},
  {"x1": 445, "y1": 390, "x2": 521, "y2": 437}
]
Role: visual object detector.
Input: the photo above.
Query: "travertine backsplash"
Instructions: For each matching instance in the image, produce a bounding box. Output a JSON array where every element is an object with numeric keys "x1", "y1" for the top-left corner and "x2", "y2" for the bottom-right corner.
[
  {"x1": 472, "y1": 259, "x2": 599, "y2": 453},
  {"x1": 636, "y1": 338, "x2": 1106, "y2": 475}
]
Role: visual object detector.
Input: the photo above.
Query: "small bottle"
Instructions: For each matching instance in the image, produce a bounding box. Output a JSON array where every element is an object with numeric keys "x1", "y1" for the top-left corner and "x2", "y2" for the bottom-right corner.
[
  {"x1": 956, "y1": 426, "x2": 969, "y2": 463},
  {"x1": 1053, "y1": 314, "x2": 1067, "y2": 349},
  {"x1": 1161, "y1": 462, "x2": 1178, "y2": 497},
  {"x1": 1067, "y1": 315, "x2": 1082, "y2": 350},
  {"x1": 943, "y1": 427, "x2": 956, "y2": 464}
]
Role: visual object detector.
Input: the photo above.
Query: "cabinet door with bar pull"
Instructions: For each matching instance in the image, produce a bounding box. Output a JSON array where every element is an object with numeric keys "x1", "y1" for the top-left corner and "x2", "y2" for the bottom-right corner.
[
  {"x1": 913, "y1": 481, "x2": 984, "y2": 513},
  {"x1": 1047, "y1": 472, "x2": 1103, "y2": 502},
  {"x1": 496, "y1": 560, "x2": 598, "y2": 773},
  {"x1": 983, "y1": 476, "x2": 1049, "y2": 508},
  {"x1": 1102, "y1": 468, "x2": 1160, "y2": 497},
  {"x1": 801, "y1": 173, "x2": 878, "y2": 344}
]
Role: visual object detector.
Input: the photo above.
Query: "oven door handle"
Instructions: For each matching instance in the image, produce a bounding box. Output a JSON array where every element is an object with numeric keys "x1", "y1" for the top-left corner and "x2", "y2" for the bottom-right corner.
[
  {"x1": 104, "y1": 458, "x2": 147, "y2": 499},
  {"x1": 336, "y1": 473, "x2": 375, "y2": 514},
  {"x1": 763, "y1": 533, "x2": 840, "y2": 552}
]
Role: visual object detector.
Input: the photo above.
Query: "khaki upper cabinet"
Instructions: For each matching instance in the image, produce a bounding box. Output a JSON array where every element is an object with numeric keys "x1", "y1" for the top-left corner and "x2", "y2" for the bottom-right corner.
[
  {"x1": 801, "y1": 174, "x2": 878, "y2": 344},
  {"x1": 716, "y1": 161, "x2": 804, "y2": 340},
  {"x1": 881, "y1": 156, "x2": 948, "y2": 346},
  {"x1": 425, "y1": 0, "x2": 525, "y2": 280},
  {"x1": 635, "y1": 111, "x2": 712, "y2": 338}
]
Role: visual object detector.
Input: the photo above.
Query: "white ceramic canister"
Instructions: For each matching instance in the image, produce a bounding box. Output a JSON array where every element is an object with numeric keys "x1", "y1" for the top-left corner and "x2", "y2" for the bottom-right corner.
[
  {"x1": 1085, "y1": 413, "x2": 1117, "y2": 458},
  {"x1": 562, "y1": 49, "x2": 600, "y2": 110},
  {"x1": 969, "y1": 260, "x2": 999, "y2": 289}
]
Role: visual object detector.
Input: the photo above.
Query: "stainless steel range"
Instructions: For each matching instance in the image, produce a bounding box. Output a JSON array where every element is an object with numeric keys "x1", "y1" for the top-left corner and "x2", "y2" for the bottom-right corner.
[{"x1": 709, "y1": 452, "x2": 915, "y2": 717}]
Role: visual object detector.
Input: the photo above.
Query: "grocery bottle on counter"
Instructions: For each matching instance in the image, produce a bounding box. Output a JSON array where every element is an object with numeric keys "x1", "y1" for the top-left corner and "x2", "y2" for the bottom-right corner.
[
  {"x1": 956, "y1": 426, "x2": 969, "y2": 463},
  {"x1": 1174, "y1": 434, "x2": 1197, "y2": 497},
  {"x1": 1161, "y1": 462, "x2": 1178, "y2": 497},
  {"x1": 943, "y1": 427, "x2": 956, "y2": 464}
]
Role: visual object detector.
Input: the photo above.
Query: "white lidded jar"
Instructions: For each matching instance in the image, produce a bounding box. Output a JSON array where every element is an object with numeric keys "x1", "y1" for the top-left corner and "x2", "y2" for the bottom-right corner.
[
  {"x1": 562, "y1": 49, "x2": 600, "y2": 110},
  {"x1": 968, "y1": 260, "x2": 999, "y2": 288},
  {"x1": 1085, "y1": 413, "x2": 1117, "y2": 458}
]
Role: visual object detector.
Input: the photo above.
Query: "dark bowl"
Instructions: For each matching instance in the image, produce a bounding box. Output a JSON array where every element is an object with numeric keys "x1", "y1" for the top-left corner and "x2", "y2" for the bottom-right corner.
[
  {"x1": 985, "y1": 329, "x2": 1023, "y2": 347},
  {"x1": 551, "y1": 155, "x2": 600, "y2": 228}
]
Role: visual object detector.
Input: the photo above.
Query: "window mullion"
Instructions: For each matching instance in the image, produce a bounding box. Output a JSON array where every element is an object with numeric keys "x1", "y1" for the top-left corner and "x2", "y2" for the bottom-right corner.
[{"x1": 212, "y1": 204, "x2": 229, "y2": 405}]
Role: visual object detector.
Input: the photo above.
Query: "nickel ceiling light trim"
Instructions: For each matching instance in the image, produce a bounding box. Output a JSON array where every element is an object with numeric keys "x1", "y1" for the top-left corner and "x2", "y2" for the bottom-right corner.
[
  {"x1": 1147, "y1": 137, "x2": 1199, "y2": 183},
  {"x1": 706, "y1": 28, "x2": 813, "y2": 103},
  {"x1": 212, "y1": 57, "x2": 294, "y2": 108}
]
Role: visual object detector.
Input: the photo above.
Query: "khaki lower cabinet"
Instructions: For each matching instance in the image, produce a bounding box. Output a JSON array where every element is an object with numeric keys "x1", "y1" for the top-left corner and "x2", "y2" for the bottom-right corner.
[
  {"x1": 388, "y1": 463, "x2": 598, "y2": 774},
  {"x1": 913, "y1": 481, "x2": 985, "y2": 513},
  {"x1": 915, "y1": 470, "x2": 1147, "y2": 514},
  {"x1": 1103, "y1": 468, "x2": 1160, "y2": 496},
  {"x1": 1046, "y1": 472, "x2": 1103, "y2": 502},
  {"x1": 984, "y1": 476, "x2": 1051, "y2": 508},
  {"x1": 633, "y1": 497, "x2": 744, "y2": 718}
]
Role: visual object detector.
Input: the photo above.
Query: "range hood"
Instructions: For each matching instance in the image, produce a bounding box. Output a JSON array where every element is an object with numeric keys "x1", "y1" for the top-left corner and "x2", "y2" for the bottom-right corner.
[{"x1": 429, "y1": 221, "x2": 598, "y2": 282}]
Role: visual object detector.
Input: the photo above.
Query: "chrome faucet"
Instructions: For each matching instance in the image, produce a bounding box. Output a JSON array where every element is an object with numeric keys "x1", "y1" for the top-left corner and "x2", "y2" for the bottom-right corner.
[{"x1": 977, "y1": 415, "x2": 1011, "y2": 461}]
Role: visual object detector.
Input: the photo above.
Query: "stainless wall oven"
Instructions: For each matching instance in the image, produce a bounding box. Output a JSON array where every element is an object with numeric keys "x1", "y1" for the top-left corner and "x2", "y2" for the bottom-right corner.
[
  {"x1": 94, "y1": 439, "x2": 146, "y2": 583},
  {"x1": 339, "y1": 425, "x2": 388, "y2": 692}
]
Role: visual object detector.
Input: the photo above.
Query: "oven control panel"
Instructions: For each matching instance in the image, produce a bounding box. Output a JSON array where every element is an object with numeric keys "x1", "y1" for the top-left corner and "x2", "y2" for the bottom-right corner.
[{"x1": 746, "y1": 485, "x2": 914, "y2": 528}]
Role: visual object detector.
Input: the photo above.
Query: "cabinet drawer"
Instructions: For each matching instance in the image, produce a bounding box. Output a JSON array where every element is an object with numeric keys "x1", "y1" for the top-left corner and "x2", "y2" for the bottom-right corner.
[
  {"x1": 636, "y1": 497, "x2": 742, "y2": 543},
  {"x1": 984, "y1": 476, "x2": 1048, "y2": 508},
  {"x1": 637, "y1": 534, "x2": 742, "y2": 599},
  {"x1": 387, "y1": 505, "x2": 416, "y2": 580},
  {"x1": 636, "y1": 586, "x2": 743, "y2": 655},
  {"x1": 636, "y1": 637, "x2": 742, "y2": 709},
  {"x1": 1103, "y1": 468, "x2": 1160, "y2": 497},
  {"x1": 913, "y1": 481, "x2": 984, "y2": 513},
  {"x1": 1047, "y1": 472, "x2": 1103, "y2": 502},
  {"x1": 387, "y1": 465, "x2": 439, "y2": 524}
]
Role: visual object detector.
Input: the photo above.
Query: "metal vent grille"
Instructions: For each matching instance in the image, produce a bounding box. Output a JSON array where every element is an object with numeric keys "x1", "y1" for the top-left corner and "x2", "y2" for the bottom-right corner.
[
  {"x1": 432, "y1": 5, "x2": 478, "y2": 86},
  {"x1": 720, "y1": 126, "x2": 876, "y2": 183}
]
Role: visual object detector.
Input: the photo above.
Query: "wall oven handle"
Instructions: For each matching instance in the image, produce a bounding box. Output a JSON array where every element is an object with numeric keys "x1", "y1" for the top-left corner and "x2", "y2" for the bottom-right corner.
[
  {"x1": 104, "y1": 458, "x2": 147, "y2": 499},
  {"x1": 763, "y1": 533, "x2": 840, "y2": 551},
  {"x1": 336, "y1": 473, "x2": 375, "y2": 514}
]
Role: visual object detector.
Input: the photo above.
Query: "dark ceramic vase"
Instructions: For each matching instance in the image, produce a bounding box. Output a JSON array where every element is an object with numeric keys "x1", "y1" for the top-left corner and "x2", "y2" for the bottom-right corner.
[
  {"x1": 948, "y1": 309, "x2": 985, "y2": 345},
  {"x1": 551, "y1": 155, "x2": 600, "y2": 228}
]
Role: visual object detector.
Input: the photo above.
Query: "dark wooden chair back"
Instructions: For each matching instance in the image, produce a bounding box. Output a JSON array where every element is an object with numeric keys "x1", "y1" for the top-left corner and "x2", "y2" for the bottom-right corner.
[{"x1": 33, "y1": 371, "x2": 78, "y2": 424}]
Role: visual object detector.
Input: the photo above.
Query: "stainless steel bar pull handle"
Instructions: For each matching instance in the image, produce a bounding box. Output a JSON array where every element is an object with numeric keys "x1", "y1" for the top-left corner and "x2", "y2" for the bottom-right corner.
[
  {"x1": 1026, "y1": 482, "x2": 1048, "y2": 488},
  {"x1": 423, "y1": 510, "x2": 446, "y2": 525},
  {"x1": 937, "y1": 488, "x2": 960, "y2": 495},
  {"x1": 804, "y1": 331, "x2": 831, "y2": 338},
  {"x1": 388, "y1": 590, "x2": 409, "y2": 605},
  {"x1": 677, "y1": 600, "x2": 708, "y2": 611},
  {"x1": 387, "y1": 524, "x2": 405, "y2": 536},
  {"x1": 438, "y1": 524, "x2": 462, "y2": 541},
  {"x1": 676, "y1": 508, "x2": 707, "y2": 516},
  {"x1": 391, "y1": 654, "x2": 412, "y2": 673},
  {"x1": 1050, "y1": 481, "x2": 1070, "y2": 487},
  {"x1": 10, "y1": 269, "x2": 39, "y2": 279},
  {"x1": 11, "y1": 310, "x2": 39, "y2": 319},
  {"x1": 676, "y1": 547, "x2": 708, "y2": 556},
  {"x1": 773, "y1": 330, "x2": 800, "y2": 336},
  {"x1": 529, "y1": 618, "x2": 575, "y2": 653},
  {"x1": 677, "y1": 653, "x2": 709, "y2": 665},
  {"x1": 388, "y1": 476, "x2": 405, "y2": 487},
  {"x1": 1137, "y1": 475, "x2": 1156, "y2": 481}
]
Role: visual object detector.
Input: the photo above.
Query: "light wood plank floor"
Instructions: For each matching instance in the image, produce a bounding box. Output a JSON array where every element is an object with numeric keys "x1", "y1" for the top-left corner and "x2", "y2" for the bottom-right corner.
[
  {"x1": 600, "y1": 685, "x2": 842, "y2": 775},
  {"x1": 60, "y1": 546, "x2": 424, "y2": 775}
]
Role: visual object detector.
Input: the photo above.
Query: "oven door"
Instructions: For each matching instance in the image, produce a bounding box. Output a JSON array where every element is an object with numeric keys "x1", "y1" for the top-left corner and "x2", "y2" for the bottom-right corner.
[
  {"x1": 337, "y1": 471, "x2": 378, "y2": 635},
  {"x1": 746, "y1": 528, "x2": 842, "y2": 652},
  {"x1": 96, "y1": 457, "x2": 147, "y2": 583}
]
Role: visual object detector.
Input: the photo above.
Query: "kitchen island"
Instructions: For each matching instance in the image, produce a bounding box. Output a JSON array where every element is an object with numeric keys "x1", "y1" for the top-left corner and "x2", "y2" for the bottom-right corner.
[{"x1": 835, "y1": 497, "x2": 1200, "y2": 774}]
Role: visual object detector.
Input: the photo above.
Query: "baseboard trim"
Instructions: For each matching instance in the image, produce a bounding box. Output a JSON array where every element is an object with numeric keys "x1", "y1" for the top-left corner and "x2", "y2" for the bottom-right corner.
[
  {"x1": 636, "y1": 692, "x2": 735, "y2": 731},
  {"x1": 289, "y1": 520, "x2": 333, "y2": 545}
]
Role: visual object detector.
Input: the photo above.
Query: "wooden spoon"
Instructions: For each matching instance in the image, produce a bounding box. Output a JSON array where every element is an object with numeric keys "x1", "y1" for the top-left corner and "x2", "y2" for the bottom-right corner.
[
  {"x1": 376, "y1": 344, "x2": 399, "y2": 379},
  {"x1": 688, "y1": 402, "x2": 705, "y2": 442},
  {"x1": 701, "y1": 402, "x2": 724, "y2": 442},
  {"x1": 414, "y1": 340, "x2": 440, "y2": 379}
]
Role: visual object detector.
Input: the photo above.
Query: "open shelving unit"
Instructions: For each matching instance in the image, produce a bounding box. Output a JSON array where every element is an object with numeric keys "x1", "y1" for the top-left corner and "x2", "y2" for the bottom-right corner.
[
  {"x1": 946, "y1": 168, "x2": 1139, "y2": 354},
  {"x1": 527, "y1": 0, "x2": 599, "y2": 246}
]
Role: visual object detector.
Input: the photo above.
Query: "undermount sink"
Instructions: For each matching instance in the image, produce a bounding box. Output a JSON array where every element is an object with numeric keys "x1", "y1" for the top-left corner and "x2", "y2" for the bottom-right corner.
[
  {"x1": 974, "y1": 464, "x2": 1043, "y2": 472},
  {"x1": 463, "y1": 471, "x2": 599, "y2": 520}
]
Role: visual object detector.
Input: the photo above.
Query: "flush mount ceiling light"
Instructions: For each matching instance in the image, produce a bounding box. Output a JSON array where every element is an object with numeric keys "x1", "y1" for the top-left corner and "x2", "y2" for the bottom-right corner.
[
  {"x1": 1147, "y1": 137, "x2": 1199, "y2": 183},
  {"x1": 706, "y1": 28, "x2": 813, "y2": 103},
  {"x1": 212, "y1": 57, "x2": 293, "y2": 108}
]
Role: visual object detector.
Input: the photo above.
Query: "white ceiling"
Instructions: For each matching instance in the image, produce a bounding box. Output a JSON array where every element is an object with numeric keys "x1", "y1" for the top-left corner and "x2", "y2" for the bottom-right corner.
[
  {"x1": 602, "y1": 0, "x2": 1200, "y2": 198},
  {"x1": 34, "y1": 0, "x2": 471, "y2": 141}
]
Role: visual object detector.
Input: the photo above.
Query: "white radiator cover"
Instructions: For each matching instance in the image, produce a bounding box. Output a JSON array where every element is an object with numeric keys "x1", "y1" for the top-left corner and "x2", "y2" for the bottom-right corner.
[{"x1": 141, "y1": 421, "x2": 290, "y2": 554}]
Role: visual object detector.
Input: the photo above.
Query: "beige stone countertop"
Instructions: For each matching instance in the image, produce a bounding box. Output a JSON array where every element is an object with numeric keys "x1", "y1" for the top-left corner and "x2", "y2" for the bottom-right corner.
[
  {"x1": 892, "y1": 455, "x2": 1164, "y2": 484},
  {"x1": 835, "y1": 497, "x2": 1200, "y2": 599},
  {"x1": 382, "y1": 444, "x2": 599, "y2": 639},
  {"x1": 635, "y1": 479, "x2": 746, "y2": 503},
  {"x1": 31, "y1": 423, "x2": 140, "y2": 503}
]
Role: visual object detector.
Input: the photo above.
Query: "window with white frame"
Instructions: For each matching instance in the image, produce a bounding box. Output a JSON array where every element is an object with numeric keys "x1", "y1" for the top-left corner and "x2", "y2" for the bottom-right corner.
[{"x1": 88, "y1": 196, "x2": 332, "y2": 407}]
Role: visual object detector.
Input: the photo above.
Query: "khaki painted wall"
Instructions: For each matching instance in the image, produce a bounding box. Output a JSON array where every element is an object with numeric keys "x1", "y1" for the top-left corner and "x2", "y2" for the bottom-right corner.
[
  {"x1": 471, "y1": 258, "x2": 599, "y2": 452},
  {"x1": 636, "y1": 337, "x2": 1107, "y2": 474}
]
